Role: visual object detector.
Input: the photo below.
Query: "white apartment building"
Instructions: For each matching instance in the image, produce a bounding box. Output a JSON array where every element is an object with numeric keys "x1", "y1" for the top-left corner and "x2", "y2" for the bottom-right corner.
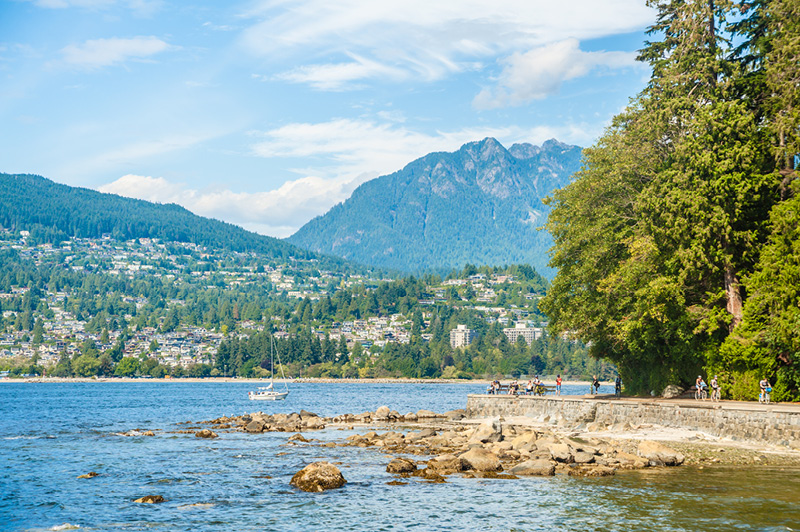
[
  {"x1": 503, "y1": 322, "x2": 544, "y2": 345},
  {"x1": 450, "y1": 324, "x2": 477, "y2": 349}
]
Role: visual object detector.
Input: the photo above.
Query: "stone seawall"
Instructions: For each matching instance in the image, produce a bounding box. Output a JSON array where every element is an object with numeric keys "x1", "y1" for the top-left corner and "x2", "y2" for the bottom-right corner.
[{"x1": 466, "y1": 395, "x2": 800, "y2": 448}]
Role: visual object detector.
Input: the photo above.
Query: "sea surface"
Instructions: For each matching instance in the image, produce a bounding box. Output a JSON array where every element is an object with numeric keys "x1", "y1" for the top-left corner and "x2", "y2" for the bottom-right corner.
[{"x1": 1, "y1": 381, "x2": 799, "y2": 532}]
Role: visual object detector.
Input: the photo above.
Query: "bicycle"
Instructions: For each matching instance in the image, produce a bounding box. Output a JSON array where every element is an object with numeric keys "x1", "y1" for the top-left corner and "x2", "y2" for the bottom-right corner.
[
  {"x1": 694, "y1": 387, "x2": 708, "y2": 401},
  {"x1": 759, "y1": 390, "x2": 771, "y2": 404},
  {"x1": 710, "y1": 388, "x2": 721, "y2": 402}
]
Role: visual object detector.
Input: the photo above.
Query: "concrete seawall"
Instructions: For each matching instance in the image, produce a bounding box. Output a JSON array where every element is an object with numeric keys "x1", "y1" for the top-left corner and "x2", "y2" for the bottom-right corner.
[{"x1": 466, "y1": 394, "x2": 800, "y2": 448}]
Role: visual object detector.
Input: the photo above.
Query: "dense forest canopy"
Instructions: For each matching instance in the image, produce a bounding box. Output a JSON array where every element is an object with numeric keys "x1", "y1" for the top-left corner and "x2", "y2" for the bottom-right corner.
[{"x1": 541, "y1": 0, "x2": 800, "y2": 400}]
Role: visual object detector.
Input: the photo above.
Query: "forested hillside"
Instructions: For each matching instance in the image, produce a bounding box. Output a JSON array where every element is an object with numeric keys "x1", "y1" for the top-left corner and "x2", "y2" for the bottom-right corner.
[
  {"x1": 542, "y1": 0, "x2": 800, "y2": 400},
  {"x1": 0, "y1": 173, "x2": 325, "y2": 263},
  {"x1": 289, "y1": 138, "x2": 582, "y2": 277}
]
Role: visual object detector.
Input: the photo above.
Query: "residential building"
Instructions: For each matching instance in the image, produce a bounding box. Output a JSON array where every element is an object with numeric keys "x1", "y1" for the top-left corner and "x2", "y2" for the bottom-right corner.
[
  {"x1": 503, "y1": 322, "x2": 544, "y2": 345},
  {"x1": 450, "y1": 324, "x2": 477, "y2": 349}
]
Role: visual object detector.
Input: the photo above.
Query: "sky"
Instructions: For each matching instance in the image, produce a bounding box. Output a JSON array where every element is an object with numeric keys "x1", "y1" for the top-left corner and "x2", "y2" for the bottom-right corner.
[{"x1": 1, "y1": 0, "x2": 656, "y2": 238}]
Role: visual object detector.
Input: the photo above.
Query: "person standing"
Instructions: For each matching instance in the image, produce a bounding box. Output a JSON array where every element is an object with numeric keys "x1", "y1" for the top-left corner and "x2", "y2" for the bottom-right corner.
[
  {"x1": 556, "y1": 374, "x2": 562, "y2": 396},
  {"x1": 591, "y1": 375, "x2": 599, "y2": 394},
  {"x1": 614, "y1": 375, "x2": 622, "y2": 398}
]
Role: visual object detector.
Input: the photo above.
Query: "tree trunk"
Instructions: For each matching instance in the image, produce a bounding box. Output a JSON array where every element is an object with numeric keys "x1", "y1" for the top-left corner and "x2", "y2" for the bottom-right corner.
[{"x1": 725, "y1": 264, "x2": 743, "y2": 331}]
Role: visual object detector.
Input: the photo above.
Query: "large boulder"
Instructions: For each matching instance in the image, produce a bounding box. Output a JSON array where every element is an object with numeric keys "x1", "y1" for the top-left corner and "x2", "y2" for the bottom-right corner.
[
  {"x1": 375, "y1": 406, "x2": 391, "y2": 420},
  {"x1": 386, "y1": 458, "x2": 417, "y2": 474},
  {"x1": 567, "y1": 465, "x2": 615, "y2": 477},
  {"x1": 428, "y1": 454, "x2": 469, "y2": 472},
  {"x1": 195, "y1": 429, "x2": 218, "y2": 439},
  {"x1": 459, "y1": 448, "x2": 502, "y2": 472},
  {"x1": 509, "y1": 459, "x2": 556, "y2": 476},
  {"x1": 245, "y1": 420, "x2": 264, "y2": 433},
  {"x1": 445, "y1": 409, "x2": 466, "y2": 421},
  {"x1": 303, "y1": 417, "x2": 325, "y2": 430},
  {"x1": 468, "y1": 419, "x2": 502, "y2": 444},
  {"x1": 290, "y1": 462, "x2": 347, "y2": 492},
  {"x1": 548, "y1": 443, "x2": 574, "y2": 463},
  {"x1": 638, "y1": 441, "x2": 685, "y2": 466}
]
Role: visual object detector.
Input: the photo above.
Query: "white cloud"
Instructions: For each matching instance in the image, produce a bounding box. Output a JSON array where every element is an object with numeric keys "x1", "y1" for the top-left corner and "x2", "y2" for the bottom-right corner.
[
  {"x1": 474, "y1": 39, "x2": 639, "y2": 109},
  {"x1": 99, "y1": 119, "x2": 599, "y2": 238},
  {"x1": 98, "y1": 173, "x2": 366, "y2": 238},
  {"x1": 59, "y1": 36, "x2": 172, "y2": 69},
  {"x1": 240, "y1": 0, "x2": 653, "y2": 88},
  {"x1": 275, "y1": 54, "x2": 409, "y2": 90}
]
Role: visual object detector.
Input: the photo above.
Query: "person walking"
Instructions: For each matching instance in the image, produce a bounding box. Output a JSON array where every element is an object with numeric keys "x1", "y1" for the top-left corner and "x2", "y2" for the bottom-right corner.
[
  {"x1": 614, "y1": 375, "x2": 622, "y2": 398},
  {"x1": 591, "y1": 375, "x2": 600, "y2": 394}
]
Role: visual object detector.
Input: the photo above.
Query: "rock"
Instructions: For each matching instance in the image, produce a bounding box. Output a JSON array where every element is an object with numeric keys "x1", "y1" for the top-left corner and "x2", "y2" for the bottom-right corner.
[
  {"x1": 300, "y1": 410, "x2": 318, "y2": 418},
  {"x1": 614, "y1": 451, "x2": 649, "y2": 469},
  {"x1": 77, "y1": 471, "x2": 99, "y2": 479},
  {"x1": 387, "y1": 458, "x2": 417, "y2": 474},
  {"x1": 288, "y1": 433, "x2": 309, "y2": 443},
  {"x1": 134, "y1": 495, "x2": 165, "y2": 503},
  {"x1": 468, "y1": 419, "x2": 502, "y2": 444},
  {"x1": 416, "y1": 409, "x2": 438, "y2": 418},
  {"x1": 445, "y1": 409, "x2": 466, "y2": 421},
  {"x1": 459, "y1": 448, "x2": 502, "y2": 472},
  {"x1": 510, "y1": 431, "x2": 537, "y2": 450},
  {"x1": 406, "y1": 428, "x2": 436, "y2": 442},
  {"x1": 290, "y1": 462, "x2": 347, "y2": 492},
  {"x1": 638, "y1": 441, "x2": 685, "y2": 466},
  {"x1": 548, "y1": 443, "x2": 574, "y2": 463},
  {"x1": 586, "y1": 422, "x2": 606, "y2": 432},
  {"x1": 195, "y1": 429, "x2": 218, "y2": 439},
  {"x1": 303, "y1": 417, "x2": 325, "y2": 430},
  {"x1": 143, "y1": 430, "x2": 155, "y2": 437},
  {"x1": 245, "y1": 421, "x2": 265, "y2": 433},
  {"x1": 662, "y1": 385, "x2": 685, "y2": 399},
  {"x1": 509, "y1": 459, "x2": 556, "y2": 476},
  {"x1": 404, "y1": 412, "x2": 418, "y2": 422},
  {"x1": 568, "y1": 465, "x2": 615, "y2": 477},
  {"x1": 375, "y1": 406, "x2": 391, "y2": 420},
  {"x1": 414, "y1": 468, "x2": 447, "y2": 483},
  {"x1": 428, "y1": 454, "x2": 469, "y2": 472},
  {"x1": 573, "y1": 452, "x2": 595, "y2": 464}
]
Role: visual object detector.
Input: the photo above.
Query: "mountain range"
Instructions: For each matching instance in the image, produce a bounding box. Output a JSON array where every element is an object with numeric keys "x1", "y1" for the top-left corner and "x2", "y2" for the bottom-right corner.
[{"x1": 288, "y1": 138, "x2": 582, "y2": 278}]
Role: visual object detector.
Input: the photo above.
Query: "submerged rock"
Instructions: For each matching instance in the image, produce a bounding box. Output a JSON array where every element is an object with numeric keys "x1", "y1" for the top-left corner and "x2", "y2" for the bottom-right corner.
[
  {"x1": 77, "y1": 471, "x2": 99, "y2": 479},
  {"x1": 134, "y1": 495, "x2": 165, "y2": 503},
  {"x1": 290, "y1": 462, "x2": 347, "y2": 492}
]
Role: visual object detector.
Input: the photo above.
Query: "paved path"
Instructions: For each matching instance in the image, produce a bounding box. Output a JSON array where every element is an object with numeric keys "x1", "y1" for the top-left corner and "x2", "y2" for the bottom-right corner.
[{"x1": 560, "y1": 393, "x2": 800, "y2": 413}]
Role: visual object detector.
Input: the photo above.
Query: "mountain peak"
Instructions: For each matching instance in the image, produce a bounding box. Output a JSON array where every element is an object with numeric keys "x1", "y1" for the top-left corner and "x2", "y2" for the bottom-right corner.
[{"x1": 288, "y1": 138, "x2": 583, "y2": 277}]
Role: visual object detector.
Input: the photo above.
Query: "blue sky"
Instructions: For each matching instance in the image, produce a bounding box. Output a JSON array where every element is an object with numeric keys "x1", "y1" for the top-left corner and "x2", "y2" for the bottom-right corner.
[{"x1": 1, "y1": 0, "x2": 655, "y2": 237}]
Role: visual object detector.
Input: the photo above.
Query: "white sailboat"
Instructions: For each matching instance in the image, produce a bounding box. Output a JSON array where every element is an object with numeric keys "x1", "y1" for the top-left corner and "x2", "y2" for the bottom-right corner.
[{"x1": 248, "y1": 336, "x2": 289, "y2": 401}]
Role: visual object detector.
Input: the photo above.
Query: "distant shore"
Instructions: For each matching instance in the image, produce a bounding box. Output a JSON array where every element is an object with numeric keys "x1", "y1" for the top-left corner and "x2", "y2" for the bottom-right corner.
[{"x1": 1, "y1": 376, "x2": 596, "y2": 386}]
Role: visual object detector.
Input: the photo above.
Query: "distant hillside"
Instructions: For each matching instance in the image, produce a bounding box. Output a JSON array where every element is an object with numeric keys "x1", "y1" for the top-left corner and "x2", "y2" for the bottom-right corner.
[
  {"x1": 0, "y1": 173, "x2": 330, "y2": 264},
  {"x1": 288, "y1": 138, "x2": 582, "y2": 277}
]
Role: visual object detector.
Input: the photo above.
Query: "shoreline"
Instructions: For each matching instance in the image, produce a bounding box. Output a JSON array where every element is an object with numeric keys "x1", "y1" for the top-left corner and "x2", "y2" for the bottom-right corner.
[{"x1": 0, "y1": 376, "x2": 596, "y2": 386}]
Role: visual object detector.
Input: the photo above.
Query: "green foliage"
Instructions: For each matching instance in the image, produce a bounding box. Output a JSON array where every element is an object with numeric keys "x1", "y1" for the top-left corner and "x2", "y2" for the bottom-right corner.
[{"x1": 542, "y1": 0, "x2": 799, "y2": 399}]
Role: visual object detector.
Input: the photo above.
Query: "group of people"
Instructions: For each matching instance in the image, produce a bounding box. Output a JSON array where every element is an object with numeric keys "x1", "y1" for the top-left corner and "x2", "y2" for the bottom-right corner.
[
  {"x1": 486, "y1": 375, "x2": 564, "y2": 396},
  {"x1": 695, "y1": 374, "x2": 773, "y2": 402}
]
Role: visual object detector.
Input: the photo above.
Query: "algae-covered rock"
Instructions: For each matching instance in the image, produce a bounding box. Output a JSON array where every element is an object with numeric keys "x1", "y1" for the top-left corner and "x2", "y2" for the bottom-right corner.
[{"x1": 387, "y1": 457, "x2": 417, "y2": 474}]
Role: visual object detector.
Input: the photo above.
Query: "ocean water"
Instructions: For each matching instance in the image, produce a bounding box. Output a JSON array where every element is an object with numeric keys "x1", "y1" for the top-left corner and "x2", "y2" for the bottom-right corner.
[{"x1": 1, "y1": 381, "x2": 799, "y2": 532}]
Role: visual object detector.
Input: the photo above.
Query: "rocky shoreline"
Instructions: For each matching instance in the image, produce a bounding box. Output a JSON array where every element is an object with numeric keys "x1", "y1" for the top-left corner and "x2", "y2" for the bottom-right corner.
[{"x1": 157, "y1": 406, "x2": 798, "y2": 492}]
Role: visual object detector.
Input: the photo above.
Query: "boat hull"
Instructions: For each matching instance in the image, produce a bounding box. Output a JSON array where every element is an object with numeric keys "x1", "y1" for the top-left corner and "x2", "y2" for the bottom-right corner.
[{"x1": 248, "y1": 391, "x2": 289, "y2": 401}]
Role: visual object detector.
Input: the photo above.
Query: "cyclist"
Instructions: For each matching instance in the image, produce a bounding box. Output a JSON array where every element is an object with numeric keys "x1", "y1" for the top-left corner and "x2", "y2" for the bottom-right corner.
[
  {"x1": 710, "y1": 375, "x2": 720, "y2": 401},
  {"x1": 614, "y1": 375, "x2": 622, "y2": 398},
  {"x1": 759, "y1": 377, "x2": 771, "y2": 403},
  {"x1": 695, "y1": 375, "x2": 708, "y2": 400}
]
